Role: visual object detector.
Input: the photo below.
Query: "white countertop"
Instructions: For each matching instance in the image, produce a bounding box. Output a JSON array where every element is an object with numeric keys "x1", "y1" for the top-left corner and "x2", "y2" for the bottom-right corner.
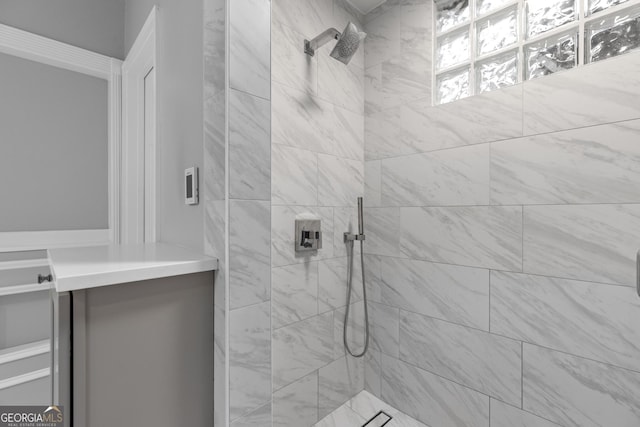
[{"x1": 48, "y1": 243, "x2": 218, "y2": 292}]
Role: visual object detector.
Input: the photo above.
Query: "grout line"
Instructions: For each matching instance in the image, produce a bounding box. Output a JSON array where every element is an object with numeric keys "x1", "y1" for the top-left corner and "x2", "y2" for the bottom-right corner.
[
  {"x1": 295, "y1": 202, "x2": 640, "y2": 209},
  {"x1": 494, "y1": 398, "x2": 565, "y2": 427},
  {"x1": 521, "y1": 341, "x2": 524, "y2": 409},
  {"x1": 356, "y1": 253, "x2": 634, "y2": 289},
  {"x1": 364, "y1": 288, "x2": 640, "y2": 374},
  {"x1": 363, "y1": 115, "x2": 640, "y2": 162},
  {"x1": 228, "y1": 85, "x2": 271, "y2": 102}
]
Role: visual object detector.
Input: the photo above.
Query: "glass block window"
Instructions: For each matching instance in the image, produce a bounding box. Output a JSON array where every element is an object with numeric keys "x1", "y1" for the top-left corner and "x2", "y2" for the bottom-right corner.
[
  {"x1": 476, "y1": 50, "x2": 518, "y2": 92},
  {"x1": 434, "y1": 0, "x2": 640, "y2": 104},
  {"x1": 525, "y1": 31, "x2": 577, "y2": 78},
  {"x1": 526, "y1": 0, "x2": 576, "y2": 38}
]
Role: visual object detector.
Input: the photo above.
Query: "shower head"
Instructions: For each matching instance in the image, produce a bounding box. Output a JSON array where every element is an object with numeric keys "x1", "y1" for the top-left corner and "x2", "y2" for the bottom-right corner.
[
  {"x1": 331, "y1": 22, "x2": 367, "y2": 64},
  {"x1": 304, "y1": 22, "x2": 367, "y2": 65}
]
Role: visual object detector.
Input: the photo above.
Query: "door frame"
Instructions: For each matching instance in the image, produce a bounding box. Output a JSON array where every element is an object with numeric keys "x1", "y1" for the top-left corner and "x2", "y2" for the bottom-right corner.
[{"x1": 121, "y1": 7, "x2": 158, "y2": 244}]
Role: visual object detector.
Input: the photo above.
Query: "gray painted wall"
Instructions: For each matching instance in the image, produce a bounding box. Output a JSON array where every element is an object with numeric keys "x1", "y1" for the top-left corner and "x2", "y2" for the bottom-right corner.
[
  {"x1": 125, "y1": 0, "x2": 204, "y2": 251},
  {"x1": 0, "y1": 0, "x2": 125, "y2": 59},
  {"x1": 0, "y1": 53, "x2": 109, "y2": 232}
]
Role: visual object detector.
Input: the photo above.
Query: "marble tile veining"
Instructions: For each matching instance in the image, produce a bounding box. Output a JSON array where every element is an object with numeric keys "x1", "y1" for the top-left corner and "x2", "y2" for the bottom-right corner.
[
  {"x1": 400, "y1": 311, "x2": 522, "y2": 406},
  {"x1": 213, "y1": 303, "x2": 227, "y2": 427},
  {"x1": 318, "y1": 154, "x2": 364, "y2": 207},
  {"x1": 523, "y1": 344, "x2": 640, "y2": 427},
  {"x1": 205, "y1": 201, "x2": 226, "y2": 302},
  {"x1": 523, "y1": 51, "x2": 640, "y2": 135},
  {"x1": 366, "y1": 107, "x2": 420, "y2": 161},
  {"x1": 229, "y1": 200, "x2": 270, "y2": 309},
  {"x1": 272, "y1": 262, "x2": 319, "y2": 329},
  {"x1": 272, "y1": 312, "x2": 335, "y2": 390},
  {"x1": 381, "y1": 144, "x2": 490, "y2": 207},
  {"x1": 364, "y1": 161, "x2": 382, "y2": 207},
  {"x1": 272, "y1": 19, "x2": 318, "y2": 95},
  {"x1": 379, "y1": 52, "x2": 431, "y2": 112},
  {"x1": 334, "y1": 301, "x2": 367, "y2": 360},
  {"x1": 369, "y1": 302, "x2": 399, "y2": 358},
  {"x1": 491, "y1": 271, "x2": 640, "y2": 373},
  {"x1": 400, "y1": 206, "x2": 523, "y2": 271},
  {"x1": 272, "y1": 144, "x2": 318, "y2": 206},
  {"x1": 204, "y1": 94, "x2": 226, "y2": 201},
  {"x1": 364, "y1": 349, "x2": 381, "y2": 397},
  {"x1": 230, "y1": 403, "x2": 272, "y2": 427},
  {"x1": 229, "y1": 0, "x2": 270, "y2": 99},
  {"x1": 381, "y1": 355, "x2": 490, "y2": 427},
  {"x1": 363, "y1": 208, "x2": 401, "y2": 257},
  {"x1": 273, "y1": 372, "x2": 318, "y2": 427},
  {"x1": 365, "y1": 7, "x2": 401, "y2": 69},
  {"x1": 318, "y1": 257, "x2": 362, "y2": 313},
  {"x1": 229, "y1": 89, "x2": 271, "y2": 200},
  {"x1": 491, "y1": 120, "x2": 640, "y2": 205},
  {"x1": 229, "y1": 303, "x2": 271, "y2": 421},
  {"x1": 400, "y1": 84, "x2": 523, "y2": 157},
  {"x1": 272, "y1": 0, "x2": 333, "y2": 37},
  {"x1": 272, "y1": 83, "x2": 363, "y2": 160},
  {"x1": 318, "y1": 49, "x2": 365, "y2": 115},
  {"x1": 203, "y1": 0, "x2": 226, "y2": 96},
  {"x1": 318, "y1": 356, "x2": 364, "y2": 419},
  {"x1": 523, "y1": 204, "x2": 640, "y2": 286},
  {"x1": 381, "y1": 257, "x2": 490, "y2": 330},
  {"x1": 363, "y1": 254, "x2": 383, "y2": 305},
  {"x1": 333, "y1": 207, "x2": 362, "y2": 258}
]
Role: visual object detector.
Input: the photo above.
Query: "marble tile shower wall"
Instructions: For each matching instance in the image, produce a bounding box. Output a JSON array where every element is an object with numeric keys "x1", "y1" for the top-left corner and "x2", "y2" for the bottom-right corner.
[
  {"x1": 228, "y1": 0, "x2": 272, "y2": 426},
  {"x1": 204, "y1": 0, "x2": 272, "y2": 426},
  {"x1": 271, "y1": 0, "x2": 368, "y2": 425},
  {"x1": 362, "y1": 2, "x2": 640, "y2": 422}
]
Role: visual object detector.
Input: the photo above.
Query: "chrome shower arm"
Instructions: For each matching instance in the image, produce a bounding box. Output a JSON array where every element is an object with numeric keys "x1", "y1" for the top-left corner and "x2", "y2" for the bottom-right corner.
[{"x1": 304, "y1": 28, "x2": 340, "y2": 57}]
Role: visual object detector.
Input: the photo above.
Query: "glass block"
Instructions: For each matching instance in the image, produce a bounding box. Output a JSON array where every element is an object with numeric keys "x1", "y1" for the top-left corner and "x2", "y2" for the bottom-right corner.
[
  {"x1": 525, "y1": 31, "x2": 577, "y2": 79},
  {"x1": 477, "y1": 0, "x2": 511, "y2": 16},
  {"x1": 476, "y1": 51, "x2": 518, "y2": 93},
  {"x1": 436, "y1": 68, "x2": 470, "y2": 104},
  {"x1": 437, "y1": 30, "x2": 470, "y2": 69},
  {"x1": 477, "y1": 7, "x2": 518, "y2": 55},
  {"x1": 588, "y1": 0, "x2": 630, "y2": 15},
  {"x1": 436, "y1": 0, "x2": 470, "y2": 33},
  {"x1": 586, "y1": 6, "x2": 640, "y2": 62},
  {"x1": 526, "y1": 0, "x2": 576, "y2": 38}
]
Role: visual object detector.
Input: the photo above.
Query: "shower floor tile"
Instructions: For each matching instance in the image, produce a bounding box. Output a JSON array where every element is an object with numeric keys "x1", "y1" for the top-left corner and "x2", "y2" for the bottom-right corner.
[{"x1": 314, "y1": 391, "x2": 428, "y2": 427}]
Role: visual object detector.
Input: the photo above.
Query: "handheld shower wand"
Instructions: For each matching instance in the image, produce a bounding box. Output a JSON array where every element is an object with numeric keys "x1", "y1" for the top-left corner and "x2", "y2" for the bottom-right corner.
[
  {"x1": 343, "y1": 197, "x2": 369, "y2": 358},
  {"x1": 357, "y1": 196, "x2": 364, "y2": 236}
]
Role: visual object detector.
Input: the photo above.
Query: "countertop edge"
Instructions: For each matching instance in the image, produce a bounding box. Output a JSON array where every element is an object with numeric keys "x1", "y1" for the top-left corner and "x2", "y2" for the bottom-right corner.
[{"x1": 49, "y1": 244, "x2": 218, "y2": 292}]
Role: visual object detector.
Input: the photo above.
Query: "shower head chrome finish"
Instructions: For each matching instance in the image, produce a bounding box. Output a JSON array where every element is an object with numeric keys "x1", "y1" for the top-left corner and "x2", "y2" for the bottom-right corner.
[{"x1": 304, "y1": 22, "x2": 367, "y2": 65}]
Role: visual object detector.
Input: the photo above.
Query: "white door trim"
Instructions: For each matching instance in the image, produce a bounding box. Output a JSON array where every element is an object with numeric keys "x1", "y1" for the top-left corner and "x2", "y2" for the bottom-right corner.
[
  {"x1": 0, "y1": 24, "x2": 122, "y2": 250},
  {"x1": 122, "y1": 6, "x2": 158, "y2": 244}
]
